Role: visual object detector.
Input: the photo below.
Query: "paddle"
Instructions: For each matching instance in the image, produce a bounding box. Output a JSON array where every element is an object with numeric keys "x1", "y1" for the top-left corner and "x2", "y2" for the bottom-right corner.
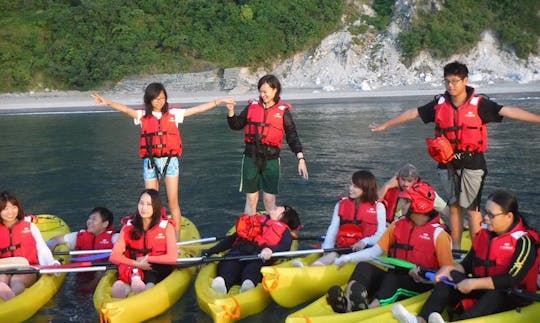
[
  {"x1": 0, "y1": 261, "x2": 114, "y2": 275},
  {"x1": 59, "y1": 234, "x2": 328, "y2": 263},
  {"x1": 175, "y1": 247, "x2": 353, "y2": 265},
  {"x1": 424, "y1": 272, "x2": 540, "y2": 302},
  {"x1": 376, "y1": 256, "x2": 417, "y2": 270},
  {"x1": 52, "y1": 236, "x2": 231, "y2": 257}
]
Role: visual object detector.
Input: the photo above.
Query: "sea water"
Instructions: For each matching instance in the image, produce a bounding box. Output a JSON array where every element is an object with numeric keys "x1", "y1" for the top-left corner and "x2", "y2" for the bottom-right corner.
[{"x1": 1, "y1": 93, "x2": 538, "y2": 322}]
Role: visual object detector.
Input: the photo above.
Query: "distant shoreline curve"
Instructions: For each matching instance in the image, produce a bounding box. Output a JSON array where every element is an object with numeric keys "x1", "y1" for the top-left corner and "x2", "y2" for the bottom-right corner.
[{"x1": 1, "y1": 81, "x2": 538, "y2": 115}]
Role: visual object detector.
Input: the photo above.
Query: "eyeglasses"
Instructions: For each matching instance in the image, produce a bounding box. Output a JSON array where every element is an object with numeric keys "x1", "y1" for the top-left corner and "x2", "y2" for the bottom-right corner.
[
  {"x1": 482, "y1": 209, "x2": 507, "y2": 219},
  {"x1": 442, "y1": 78, "x2": 463, "y2": 86},
  {"x1": 153, "y1": 97, "x2": 166, "y2": 102}
]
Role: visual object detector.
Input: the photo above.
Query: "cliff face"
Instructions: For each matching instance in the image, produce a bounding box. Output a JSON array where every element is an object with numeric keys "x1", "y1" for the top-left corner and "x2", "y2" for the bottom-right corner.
[
  {"x1": 273, "y1": 0, "x2": 540, "y2": 91},
  {"x1": 115, "y1": 0, "x2": 539, "y2": 94}
]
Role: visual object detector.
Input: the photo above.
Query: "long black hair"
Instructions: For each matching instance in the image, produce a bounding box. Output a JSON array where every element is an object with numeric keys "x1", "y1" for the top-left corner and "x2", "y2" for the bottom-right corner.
[
  {"x1": 130, "y1": 189, "x2": 163, "y2": 240},
  {"x1": 0, "y1": 191, "x2": 25, "y2": 222},
  {"x1": 486, "y1": 189, "x2": 526, "y2": 227},
  {"x1": 143, "y1": 82, "x2": 169, "y2": 116},
  {"x1": 258, "y1": 74, "x2": 281, "y2": 104}
]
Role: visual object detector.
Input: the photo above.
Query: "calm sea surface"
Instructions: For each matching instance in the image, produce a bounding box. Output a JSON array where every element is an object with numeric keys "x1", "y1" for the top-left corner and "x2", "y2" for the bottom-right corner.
[{"x1": 0, "y1": 93, "x2": 539, "y2": 322}]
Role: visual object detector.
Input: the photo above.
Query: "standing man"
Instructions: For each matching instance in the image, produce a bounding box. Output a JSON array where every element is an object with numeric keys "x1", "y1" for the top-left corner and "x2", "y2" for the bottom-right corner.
[{"x1": 370, "y1": 61, "x2": 540, "y2": 248}]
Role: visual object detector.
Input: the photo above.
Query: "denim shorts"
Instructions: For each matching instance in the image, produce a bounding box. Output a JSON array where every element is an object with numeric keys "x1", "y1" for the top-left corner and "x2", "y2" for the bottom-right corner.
[{"x1": 143, "y1": 157, "x2": 180, "y2": 180}]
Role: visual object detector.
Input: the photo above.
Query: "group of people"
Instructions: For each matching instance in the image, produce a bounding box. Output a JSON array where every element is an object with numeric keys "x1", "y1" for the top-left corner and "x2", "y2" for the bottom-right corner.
[
  {"x1": 1, "y1": 61, "x2": 539, "y2": 321},
  {"x1": 317, "y1": 61, "x2": 540, "y2": 322},
  {"x1": 0, "y1": 74, "x2": 307, "y2": 300}
]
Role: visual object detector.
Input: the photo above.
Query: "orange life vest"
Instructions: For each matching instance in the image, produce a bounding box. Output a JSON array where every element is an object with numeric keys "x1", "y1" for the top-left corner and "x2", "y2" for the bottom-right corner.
[
  {"x1": 434, "y1": 94, "x2": 488, "y2": 153},
  {"x1": 0, "y1": 216, "x2": 39, "y2": 265},
  {"x1": 244, "y1": 99, "x2": 290, "y2": 149},
  {"x1": 236, "y1": 214, "x2": 263, "y2": 241},
  {"x1": 139, "y1": 110, "x2": 182, "y2": 158}
]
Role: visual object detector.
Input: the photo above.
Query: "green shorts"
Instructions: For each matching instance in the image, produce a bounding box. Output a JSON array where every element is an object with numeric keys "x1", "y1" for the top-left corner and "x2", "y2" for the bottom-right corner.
[{"x1": 239, "y1": 155, "x2": 280, "y2": 194}]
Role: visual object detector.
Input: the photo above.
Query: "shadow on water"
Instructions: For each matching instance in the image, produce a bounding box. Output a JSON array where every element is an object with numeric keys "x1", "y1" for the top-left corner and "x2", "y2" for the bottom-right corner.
[{"x1": 0, "y1": 93, "x2": 538, "y2": 322}]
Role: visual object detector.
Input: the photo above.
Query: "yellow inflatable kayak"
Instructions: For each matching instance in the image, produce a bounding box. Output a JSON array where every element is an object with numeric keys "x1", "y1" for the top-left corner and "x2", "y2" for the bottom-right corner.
[
  {"x1": 0, "y1": 214, "x2": 71, "y2": 322},
  {"x1": 196, "y1": 237, "x2": 299, "y2": 323},
  {"x1": 93, "y1": 216, "x2": 200, "y2": 323},
  {"x1": 286, "y1": 232, "x2": 473, "y2": 323},
  {"x1": 260, "y1": 253, "x2": 356, "y2": 308}
]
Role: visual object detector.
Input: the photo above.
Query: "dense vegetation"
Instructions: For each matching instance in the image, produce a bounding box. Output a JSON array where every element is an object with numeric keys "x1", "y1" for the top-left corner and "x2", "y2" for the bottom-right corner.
[
  {"x1": 1, "y1": 0, "x2": 538, "y2": 93},
  {"x1": 0, "y1": 0, "x2": 344, "y2": 92},
  {"x1": 399, "y1": 0, "x2": 540, "y2": 62}
]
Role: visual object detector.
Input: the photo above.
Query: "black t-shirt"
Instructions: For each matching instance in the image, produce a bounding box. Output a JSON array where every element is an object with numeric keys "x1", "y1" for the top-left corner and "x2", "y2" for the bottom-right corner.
[{"x1": 417, "y1": 87, "x2": 504, "y2": 170}]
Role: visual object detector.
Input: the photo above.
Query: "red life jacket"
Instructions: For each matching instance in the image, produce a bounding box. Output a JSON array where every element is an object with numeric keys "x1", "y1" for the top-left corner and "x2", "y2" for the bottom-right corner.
[
  {"x1": 253, "y1": 215, "x2": 290, "y2": 247},
  {"x1": 139, "y1": 110, "x2": 182, "y2": 158},
  {"x1": 472, "y1": 220, "x2": 539, "y2": 293},
  {"x1": 434, "y1": 93, "x2": 488, "y2": 153},
  {"x1": 388, "y1": 215, "x2": 444, "y2": 270},
  {"x1": 244, "y1": 99, "x2": 290, "y2": 149},
  {"x1": 117, "y1": 219, "x2": 172, "y2": 283},
  {"x1": 383, "y1": 187, "x2": 400, "y2": 224},
  {"x1": 336, "y1": 198, "x2": 379, "y2": 248},
  {"x1": 0, "y1": 216, "x2": 39, "y2": 265},
  {"x1": 122, "y1": 219, "x2": 171, "y2": 259},
  {"x1": 75, "y1": 229, "x2": 115, "y2": 251}
]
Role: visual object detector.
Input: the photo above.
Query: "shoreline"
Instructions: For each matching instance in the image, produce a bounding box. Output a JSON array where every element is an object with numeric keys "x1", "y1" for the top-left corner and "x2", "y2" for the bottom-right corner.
[{"x1": 0, "y1": 81, "x2": 538, "y2": 114}]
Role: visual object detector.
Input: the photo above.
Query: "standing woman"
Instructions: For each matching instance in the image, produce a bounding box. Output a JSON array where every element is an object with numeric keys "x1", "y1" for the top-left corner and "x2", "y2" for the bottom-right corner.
[
  {"x1": 0, "y1": 191, "x2": 59, "y2": 301},
  {"x1": 92, "y1": 83, "x2": 235, "y2": 239},
  {"x1": 109, "y1": 189, "x2": 178, "y2": 298},
  {"x1": 227, "y1": 75, "x2": 308, "y2": 215}
]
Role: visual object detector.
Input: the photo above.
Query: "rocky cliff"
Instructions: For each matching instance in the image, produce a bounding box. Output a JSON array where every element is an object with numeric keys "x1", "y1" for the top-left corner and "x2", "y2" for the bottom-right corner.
[{"x1": 114, "y1": 0, "x2": 540, "y2": 94}]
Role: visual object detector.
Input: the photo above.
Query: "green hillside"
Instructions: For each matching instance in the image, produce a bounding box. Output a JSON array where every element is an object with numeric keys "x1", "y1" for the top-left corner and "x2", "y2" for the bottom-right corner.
[{"x1": 1, "y1": 0, "x2": 538, "y2": 93}]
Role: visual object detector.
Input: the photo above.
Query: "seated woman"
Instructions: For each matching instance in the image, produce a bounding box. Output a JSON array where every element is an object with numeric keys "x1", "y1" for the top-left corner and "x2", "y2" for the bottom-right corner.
[
  {"x1": 0, "y1": 191, "x2": 60, "y2": 300},
  {"x1": 48, "y1": 206, "x2": 118, "y2": 292},
  {"x1": 305, "y1": 170, "x2": 385, "y2": 267},
  {"x1": 203, "y1": 205, "x2": 301, "y2": 294},
  {"x1": 326, "y1": 182, "x2": 453, "y2": 313},
  {"x1": 109, "y1": 189, "x2": 177, "y2": 298},
  {"x1": 393, "y1": 189, "x2": 539, "y2": 323}
]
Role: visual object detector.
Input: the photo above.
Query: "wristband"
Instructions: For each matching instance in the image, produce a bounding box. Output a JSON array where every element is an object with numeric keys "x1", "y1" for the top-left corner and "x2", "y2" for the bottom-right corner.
[{"x1": 298, "y1": 157, "x2": 305, "y2": 161}]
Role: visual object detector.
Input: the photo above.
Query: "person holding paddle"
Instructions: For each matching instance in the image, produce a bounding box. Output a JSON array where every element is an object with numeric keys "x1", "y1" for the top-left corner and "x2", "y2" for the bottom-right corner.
[
  {"x1": 203, "y1": 204, "x2": 301, "y2": 294},
  {"x1": 47, "y1": 206, "x2": 117, "y2": 293},
  {"x1": 0, "y1": 191, "x2": 59, "y2": 300},
  {"x1": 304, "y1": 170, "x2": 386, "y2": 267},
  {"x1": 326, "y1": 182, "x2": 453, "y2": 313},
  {"x1": 47, "y1": 206, "x2": 117, "y2": 254},
  {"x1": 109, "y1": 189, "x2": 178, "y2": 298},
  {"x1": 92, "y1": 83, "x2": 235, "y2": 240},
  {"x1": 393, "y1": 189, "x2": 539, "y2": 323}
]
